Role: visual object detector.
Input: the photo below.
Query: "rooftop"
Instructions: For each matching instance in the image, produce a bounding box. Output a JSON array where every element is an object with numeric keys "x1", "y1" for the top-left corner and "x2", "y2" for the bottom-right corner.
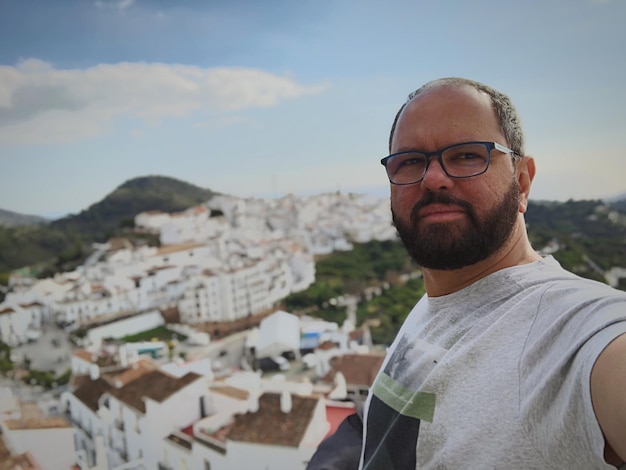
[
  {"x1": 227, "y1": 393, "x2": 319, "y2": 448},
  {"x1": 74, "y1": 378, "x2": 115, "y2": 412},
  {"x1": 210, "y1": 384, "x2": 250, "y2": 401},
  {"x1": 323, "y1": 353, "x2": 386, "y2": 387},
  {"x1": 108, "y1": 370, "x2": 202, "y2": 413},
  {"x1": 4, "y1": 415, "x2": 72, "y2": 430}
]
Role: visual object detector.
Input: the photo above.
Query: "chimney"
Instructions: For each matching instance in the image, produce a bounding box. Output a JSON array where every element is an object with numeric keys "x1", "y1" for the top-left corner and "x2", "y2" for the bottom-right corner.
[
  {"x1": 248, "y1": 390, "x2": 260, "y2": 413},
  {"x1": 89, "y1": 364, "x2": 100, "y2": 380},
  {"x1": 280, "y1": 390, "x2": 292, "y2": 414},
  {"x1": 119, "y1": 346, "x2": 128, "y2": 368},
  {"x1": 328, "y1": 371, "x2": 347, "y2": 400}
]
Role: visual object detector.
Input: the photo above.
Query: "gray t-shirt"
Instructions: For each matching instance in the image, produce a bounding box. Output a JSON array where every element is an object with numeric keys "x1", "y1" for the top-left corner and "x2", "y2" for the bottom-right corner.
[{"x1": 360, "y1": 256, "x2": 626, "y2": 469}]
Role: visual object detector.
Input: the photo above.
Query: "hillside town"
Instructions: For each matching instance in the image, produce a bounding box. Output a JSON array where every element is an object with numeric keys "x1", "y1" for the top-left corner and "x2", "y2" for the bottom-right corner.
[{"x1": 0, "y1": 192, "x2": 397, "y2": 470}]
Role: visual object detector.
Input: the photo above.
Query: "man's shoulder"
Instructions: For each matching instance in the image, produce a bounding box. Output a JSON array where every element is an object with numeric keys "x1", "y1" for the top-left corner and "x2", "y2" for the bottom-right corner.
[{"x1": 510, "y1": 256, "x2": 624, "y2": 299}]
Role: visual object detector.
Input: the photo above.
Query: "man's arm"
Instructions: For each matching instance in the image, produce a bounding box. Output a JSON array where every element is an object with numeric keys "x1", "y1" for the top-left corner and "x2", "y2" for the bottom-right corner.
[{"x1": 591, "y1": 332, "x2": 626, "y2": 465}]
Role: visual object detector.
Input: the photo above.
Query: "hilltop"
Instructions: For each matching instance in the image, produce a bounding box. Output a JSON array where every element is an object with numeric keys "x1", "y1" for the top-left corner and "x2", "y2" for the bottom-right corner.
[
  {"x1": 0, "y1": 208, "x2": 49, "y2": 228},
  {"x1": 0, "y1": 175, "x2": 218, "y2": 279},
  {"x1": 49, "y1": 175, "x2": 218, "y2": 238}
]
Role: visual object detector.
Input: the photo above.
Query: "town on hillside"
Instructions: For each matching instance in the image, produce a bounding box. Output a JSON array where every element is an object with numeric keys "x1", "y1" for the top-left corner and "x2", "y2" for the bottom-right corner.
[{"x1": 0, "y1": 192, "x2": 398, "y2": 470}]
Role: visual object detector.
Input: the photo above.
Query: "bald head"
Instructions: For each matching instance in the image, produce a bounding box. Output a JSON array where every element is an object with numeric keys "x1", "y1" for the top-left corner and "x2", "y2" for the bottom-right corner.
[{"x1": 388, "y1": 78, "x2": 525, "y2": 161}]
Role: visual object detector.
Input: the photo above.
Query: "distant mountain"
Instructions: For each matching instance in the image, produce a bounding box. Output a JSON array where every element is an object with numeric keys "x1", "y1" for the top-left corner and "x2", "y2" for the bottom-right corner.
[
  {"x1": 0, "y1": 175, "x2": 218, "y2": 278},
  {"x1": 605, "y1": 192, "x2": 626, "y2": 212},
  {"x1": 604, "y1": 191, "x2": 626, "y2": 202},
  {"x1": 0, "y1": 208, "x2": 49, "y2": 228},
  {"x1": 50, "y1": 175, "x2": 218, "y2": 241}
]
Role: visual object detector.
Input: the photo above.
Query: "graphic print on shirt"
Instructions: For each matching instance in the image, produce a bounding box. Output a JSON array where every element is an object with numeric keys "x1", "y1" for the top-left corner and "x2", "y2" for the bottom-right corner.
[{"x1": 362, "y1": 335, "x2": 447, "y2": 469}]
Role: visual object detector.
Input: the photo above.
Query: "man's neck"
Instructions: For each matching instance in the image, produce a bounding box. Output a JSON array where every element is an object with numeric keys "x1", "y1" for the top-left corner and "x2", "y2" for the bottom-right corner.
[{"x1": 422, "y1": 223, "x2": 541, "y2": 297}]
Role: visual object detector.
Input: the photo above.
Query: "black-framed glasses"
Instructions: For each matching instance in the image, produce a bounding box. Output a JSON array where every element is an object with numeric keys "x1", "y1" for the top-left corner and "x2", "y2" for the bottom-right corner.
[{"x1": 380, "y1": 141, "x2": 519, "y2": 185}]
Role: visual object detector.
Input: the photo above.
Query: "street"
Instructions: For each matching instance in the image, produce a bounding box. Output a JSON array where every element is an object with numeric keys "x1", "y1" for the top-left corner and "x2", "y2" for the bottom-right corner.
[{"x1": 12, "y1": 321, "x2": 73, "y2": 376}]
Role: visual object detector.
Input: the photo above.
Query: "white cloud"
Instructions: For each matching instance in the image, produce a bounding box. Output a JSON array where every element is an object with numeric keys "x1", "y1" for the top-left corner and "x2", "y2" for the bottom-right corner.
[{"x1": 0, "y1": 59, "x2": 327, "y2": 145}]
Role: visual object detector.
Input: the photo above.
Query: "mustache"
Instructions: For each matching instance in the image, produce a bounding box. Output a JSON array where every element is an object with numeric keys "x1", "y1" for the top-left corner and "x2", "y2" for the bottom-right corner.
[{"x1": 409, "y1": 192, "x2": 474, "y2": 222}]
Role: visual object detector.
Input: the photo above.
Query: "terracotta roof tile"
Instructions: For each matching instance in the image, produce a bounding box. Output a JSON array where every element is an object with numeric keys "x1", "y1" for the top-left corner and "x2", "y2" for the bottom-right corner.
[
  {"x1": 227, "y1": 393, "x2": 318, "y2": 448},
  {"x1": 323, "y1": 353, "x2": 385, "y2": 387},
  {"x1": 108, "y1": 370, "x2": 201, "y2": 413},
  {"x1": 4, "y1": 416, "x2": 72, "y2": 430},
  {"x1": 210, "y1": 385, "x2": 249, "y2": 401},
  {"x1": 18, "y1": 302, "x2": 43, "y2": 308},
  {"x1": 101, "y1": 359, "x2": 157, "y2": 387},
  {"x1": 155, "y1": 243, "x2": 205, "y2": 256},
  {"x1": 73, "y1": 378, "x2": 115, "y2": 412},
  {"x1": 73, "y1": 349, "x2": 97, "y2": 362}
]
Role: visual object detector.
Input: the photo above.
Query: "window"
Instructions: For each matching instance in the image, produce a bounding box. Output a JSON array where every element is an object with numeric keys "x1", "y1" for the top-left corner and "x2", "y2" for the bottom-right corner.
[{"x1": 204, "y1": 460, "x2": 211, "y2": 470}]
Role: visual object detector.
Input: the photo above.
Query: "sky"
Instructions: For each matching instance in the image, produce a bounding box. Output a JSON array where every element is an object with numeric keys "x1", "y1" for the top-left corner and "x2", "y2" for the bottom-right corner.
[{"x1": 1, "y1": 0, "x2": 625, "y2": 218}]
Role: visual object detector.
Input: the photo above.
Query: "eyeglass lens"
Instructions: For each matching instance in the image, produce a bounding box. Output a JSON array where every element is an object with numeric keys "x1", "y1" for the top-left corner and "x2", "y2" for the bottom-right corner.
[{"x1": 387, "y1": 142, "x2": 490, "y2": 183}]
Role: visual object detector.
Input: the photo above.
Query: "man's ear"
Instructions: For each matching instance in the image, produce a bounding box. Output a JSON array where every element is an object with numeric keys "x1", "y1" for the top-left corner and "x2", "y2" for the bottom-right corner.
[{"x1": 517, "y1": 156, "x2": 535, "y2": 214}]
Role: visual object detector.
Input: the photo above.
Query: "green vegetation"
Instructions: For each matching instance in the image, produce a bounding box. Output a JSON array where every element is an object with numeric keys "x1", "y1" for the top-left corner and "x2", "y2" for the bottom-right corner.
[
  {"x1": 120, "y1": 326, "x2": 187, "y2": 342},
  {"x1": 285, "y1": 239, "x2": 425, "y2": 345},
  {"x1": 358, "y1": 276, "x2": 426, "y2": 345},
  {"x1": 22, "y1": 368, "x2": 71, "y2": 390},
  {"x1": 0, "y1": 175, "x2": 217, "y2": 280},
  {"x1": 0, "y1": 208, "x2": 48, "y2": 228},
  {"x1": 316, "y1": 239, "x2": 415, "y2": 282},
  {"x1": 526, "y1": 200, "x2": 626, "y2": 281},
  {"x1": 0, "y1": 342, "x2": 13, "y2": 375},
  {"x1": 284, "y1": 239, "x2": 416, "y2": 311}
]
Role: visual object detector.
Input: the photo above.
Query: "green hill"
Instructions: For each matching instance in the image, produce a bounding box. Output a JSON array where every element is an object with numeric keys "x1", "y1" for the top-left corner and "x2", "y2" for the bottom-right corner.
[
  {"x1": 0, "y1": 175, "x2": 218, "y2": 279},
  {"x1": 525, "y1": 199, "x2": 626, "y2": 283},
  {"x1": 50, "y1": 175, "x2": 217, "y2": 241},
  {"x1": 0, "y1": 208, "x2": 49, "y2": 228}
]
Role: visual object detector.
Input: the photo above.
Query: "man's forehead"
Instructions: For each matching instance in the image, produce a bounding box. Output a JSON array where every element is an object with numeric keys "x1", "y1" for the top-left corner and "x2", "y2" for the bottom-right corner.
[
  {"x1": 391, "y1": 84, "x2": 501, "y2": 151},
  {"x1": 405, "y1": 83, "x2": 491, "y2": 109}
]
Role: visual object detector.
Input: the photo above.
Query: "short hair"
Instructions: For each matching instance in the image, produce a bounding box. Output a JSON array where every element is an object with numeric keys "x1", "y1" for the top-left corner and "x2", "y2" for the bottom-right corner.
[{"x1": 388, "y1": 77, "x2": 525, "y2": 161}]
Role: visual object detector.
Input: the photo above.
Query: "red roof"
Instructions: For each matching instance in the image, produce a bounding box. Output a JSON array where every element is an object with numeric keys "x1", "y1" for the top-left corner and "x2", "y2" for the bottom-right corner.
[{"x1": 324, "y1": 403, "x2": 356, "y2": 438}]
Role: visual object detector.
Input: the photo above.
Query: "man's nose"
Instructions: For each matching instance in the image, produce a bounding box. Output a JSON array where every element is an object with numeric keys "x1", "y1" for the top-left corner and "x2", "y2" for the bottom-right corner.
[{"x1": 421, "y1": 157, "x2": 453, "y2": 190}]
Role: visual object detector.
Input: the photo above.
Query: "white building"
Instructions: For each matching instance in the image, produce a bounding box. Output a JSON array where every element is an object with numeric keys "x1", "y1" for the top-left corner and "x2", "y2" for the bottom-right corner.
[
  {"x1": 255, "y1": 310, "x2": 301, "y2": 360},
  {"x1": 63, "y1": 368, "x2": 208, "y2": 469},
  {"x1": 0, "y1": 304, "x2": 35, "y2": 346},
  {"x1": 134, "y1": 210, "x2": 171, "y2": 231},
  {"x1": 157, "y1": 385, "x2": 328, "y2": 470},
  {"x1": 5, "y1": 190, "x2": 392, "y2": 349},
  {"x1": 0, "y1": 390, "x2": 77, "y2": 470}
]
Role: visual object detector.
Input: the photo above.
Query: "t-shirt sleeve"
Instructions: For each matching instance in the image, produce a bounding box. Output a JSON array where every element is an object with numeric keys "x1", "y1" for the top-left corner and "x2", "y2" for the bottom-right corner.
[{"x1": 519, "y1": 283, "x2": 626, "y2": 469}]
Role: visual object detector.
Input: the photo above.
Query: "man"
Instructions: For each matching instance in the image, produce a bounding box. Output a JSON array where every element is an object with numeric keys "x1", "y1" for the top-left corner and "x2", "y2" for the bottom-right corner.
[{"x1": 307, "y1": 78, "x2": 626, "y2": 469}]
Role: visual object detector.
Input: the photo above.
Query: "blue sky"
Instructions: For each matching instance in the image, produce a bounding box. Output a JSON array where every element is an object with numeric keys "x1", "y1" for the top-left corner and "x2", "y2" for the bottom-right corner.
[{"x1": 1, "y1": 0, "x2": 625, "y2": 218}]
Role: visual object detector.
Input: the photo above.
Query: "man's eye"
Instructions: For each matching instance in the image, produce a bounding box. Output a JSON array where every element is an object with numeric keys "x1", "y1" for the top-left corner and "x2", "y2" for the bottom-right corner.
[
  {"x1": 456, "y1": 153, "x2": 481, "y2": 160},
  {"x1": 400, "y1": 157, "x2": 425, "y2": 166}
]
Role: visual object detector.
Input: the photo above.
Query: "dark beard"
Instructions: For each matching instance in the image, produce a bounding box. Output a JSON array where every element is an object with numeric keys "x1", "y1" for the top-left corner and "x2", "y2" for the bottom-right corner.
[{"x1": 392, "y1": 181, "x2": 520, "y2": 270}]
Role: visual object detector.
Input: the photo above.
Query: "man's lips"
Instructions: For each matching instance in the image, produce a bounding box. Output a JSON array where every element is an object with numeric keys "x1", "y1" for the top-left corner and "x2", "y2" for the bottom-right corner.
[{"x1": 418, "y1": 204, "x2": 467, "y2": 221}]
